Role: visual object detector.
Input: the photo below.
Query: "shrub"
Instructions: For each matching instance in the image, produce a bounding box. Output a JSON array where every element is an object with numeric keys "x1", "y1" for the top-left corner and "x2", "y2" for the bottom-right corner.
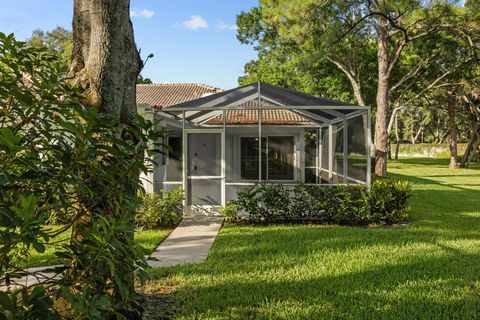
[
  {"x1": 235, "y1": 183, "x2": 291, "y2": 223},
  {"x1": 219, "y1": 201, "x2": 240, "y2": 223},
  {"x1": 233, "y1": 179, "x2": 412, "y2": 225},
  {"x1": 136, "y1": 189, "x2": 184, "y2": 229},
  {"x1": 0, "y1": 33, "x2": 163, "y2": 318},
  {"x1": 290, "y1": 184, "x2": 328, "y2": 222},
  {"x1": 370, "y1": 179, "x2": 413, "y2": 224}
]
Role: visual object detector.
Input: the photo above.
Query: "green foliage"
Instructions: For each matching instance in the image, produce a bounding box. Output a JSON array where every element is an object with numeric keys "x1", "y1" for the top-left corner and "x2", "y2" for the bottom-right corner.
[
  {"x1": 235, "y1": 183, "x2": 291, "y2": 223},
  {"x1": 27, "y1": 27, "x2": 155, "y2": 85},
  {"x1": 370, "y1": 179, "x2": 414, "y2": 224},
  {"x1": 233, "y1": 180, "x2": 412, "y2": 225},
  {"x1": 219, "y1": 201, "x2": 240, "y2": 223},
  {"x1": 0, "y1": 286, "x2": 59, "y2": 320},
  {"x1": 394, "y1": 143, "x2": 468, "y2": 158},
  {"x1": 236, "y1": 6, "x2": 360, "y2": 104},
  {"x1": 136, "y1": 189, "x2": 184, "y2": 229},
  {"x1": 0, "y1": 32, "x2": 163, "y2": 318},
  {"x1": 27, "y1": 27, "x2": 73, "y2": 67},
  {"x1": 144, "y1": 158, "x2": 480, "y2": 319},
  {"x1": 136, "y1": 74, "x2": 153, "y2": 84}
]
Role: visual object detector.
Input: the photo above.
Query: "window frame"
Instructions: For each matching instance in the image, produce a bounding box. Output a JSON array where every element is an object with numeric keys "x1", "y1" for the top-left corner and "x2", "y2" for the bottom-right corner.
[{"x1": 238, "y1": 134, "x2": 298, "y2": 182}]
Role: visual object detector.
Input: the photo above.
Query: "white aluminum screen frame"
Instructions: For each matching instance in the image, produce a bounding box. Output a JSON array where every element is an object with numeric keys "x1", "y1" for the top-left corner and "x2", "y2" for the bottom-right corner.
[{"x1": 172, "y1": 103, "x2": 371, "y2": 209}]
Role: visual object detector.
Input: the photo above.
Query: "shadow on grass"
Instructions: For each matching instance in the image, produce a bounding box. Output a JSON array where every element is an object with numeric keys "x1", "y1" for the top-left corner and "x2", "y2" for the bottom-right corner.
[
  {"x1": 165, "y1": 254, "x2": 479, "y2": 319},
  {"x1": 144, "y1": 158, "x2": 480, "y2": 319},
  {"x1": 147, "y1": 224, "x2": 480, "y2": 319}
]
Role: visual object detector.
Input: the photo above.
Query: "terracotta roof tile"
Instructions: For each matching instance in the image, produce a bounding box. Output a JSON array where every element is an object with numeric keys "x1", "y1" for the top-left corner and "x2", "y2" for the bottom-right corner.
[
  {"x1": 136, "y1": 83, "x2": 223, "y2": 109},
  {"x1": 205, "y1": 109, "x2": 312, "y2": 125}
]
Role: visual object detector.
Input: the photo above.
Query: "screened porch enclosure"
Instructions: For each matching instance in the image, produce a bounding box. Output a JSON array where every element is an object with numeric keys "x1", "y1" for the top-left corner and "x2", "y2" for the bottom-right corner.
[{"x1": 150, "y1": 82, "x2": 371, "y2": 209}]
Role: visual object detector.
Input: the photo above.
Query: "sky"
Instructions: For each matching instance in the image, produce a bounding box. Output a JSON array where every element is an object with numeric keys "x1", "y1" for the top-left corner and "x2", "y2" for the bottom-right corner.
[{"x1": 0, "y1": 0, "x2": 259, "y2": 89}]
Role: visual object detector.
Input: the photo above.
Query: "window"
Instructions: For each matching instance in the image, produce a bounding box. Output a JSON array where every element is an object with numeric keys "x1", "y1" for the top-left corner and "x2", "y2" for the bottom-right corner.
[
  {"x1": 240, "y1": 136, "x2": 294, "y2": 181},
  {"x1": 267, "y1": 136, "x2": 294, "y2": 180},
  {"x1": 240, "y1": 137, "x2": 266, "y2": 180},
  {"x1": 165, "y1": 136, "x2": 182, "y2": 181}
]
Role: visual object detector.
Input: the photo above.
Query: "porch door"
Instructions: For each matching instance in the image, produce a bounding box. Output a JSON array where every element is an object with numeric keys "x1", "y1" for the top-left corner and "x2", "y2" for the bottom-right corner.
[{"x1": 186, "y1": 131, "x2": 224, "y2": 207}]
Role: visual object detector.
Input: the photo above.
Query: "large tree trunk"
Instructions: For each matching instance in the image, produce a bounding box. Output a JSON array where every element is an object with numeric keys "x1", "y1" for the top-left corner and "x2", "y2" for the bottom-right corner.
[
  {"x1": 70, "y1": 0, "x2": 140, "y2": 124},
  {"x1": 374, "y1": 16, "x2": 390, "y2": 177},
  {"x1": 68, "y1": 0, "x2": 141, "y2": 314},
  {"x1": 446, "y1": 90, "x2": 458, "y2": 169}
]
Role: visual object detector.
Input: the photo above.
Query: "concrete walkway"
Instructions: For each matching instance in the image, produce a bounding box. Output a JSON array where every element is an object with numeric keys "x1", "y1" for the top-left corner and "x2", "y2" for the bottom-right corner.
[
  {"x1": 148, "y1": 214, "x2": 224, "y2": 268},
  {"x1": 1, "y1": 215, "x2": 223, "y2": 291}
]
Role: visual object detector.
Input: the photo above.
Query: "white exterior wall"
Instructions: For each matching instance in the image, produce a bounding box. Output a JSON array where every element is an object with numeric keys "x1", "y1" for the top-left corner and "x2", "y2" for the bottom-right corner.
[{"x1": 137, "y1": 108, "x2": 155, "y2": 194}]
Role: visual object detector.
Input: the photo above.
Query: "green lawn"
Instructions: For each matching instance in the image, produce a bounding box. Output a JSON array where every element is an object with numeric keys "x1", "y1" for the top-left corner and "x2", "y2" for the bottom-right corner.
[
  {"x1": 143, "y1": 158, "x2": 480, "y2": 319},
  {"x1": 24, "y1": 227, "x2": 171, "y2": 268}
]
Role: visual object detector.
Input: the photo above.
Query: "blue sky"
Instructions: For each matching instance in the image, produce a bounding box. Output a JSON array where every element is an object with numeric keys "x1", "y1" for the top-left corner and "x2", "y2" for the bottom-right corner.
[{"x1": 0, "y1": 1, "x2": 259, "y2": 89}]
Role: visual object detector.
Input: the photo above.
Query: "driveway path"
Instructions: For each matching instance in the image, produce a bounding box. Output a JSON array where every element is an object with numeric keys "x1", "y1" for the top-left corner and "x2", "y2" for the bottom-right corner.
[{"x1": 147, "y1": 214, "x2": 224, "y2": 268}]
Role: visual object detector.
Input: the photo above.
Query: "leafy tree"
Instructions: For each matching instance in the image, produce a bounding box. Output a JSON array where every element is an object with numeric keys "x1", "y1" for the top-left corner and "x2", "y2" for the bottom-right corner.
[
  {"x1": 137, "y1": 74, "x2": 153, "y2": 84},
  {"x1": 237, "y1": 7, "x2": 376, "y2": 105},
  {"x1": 27, "y1": 27, "x2": 73, "y2": 66},
  {"x1": 389, "y1": 2, "x2": 480, "y2": 167},
  {"x1": 67, "y1": 0, "x2": 149, "y2": 317},
  {"x1": 238, "y1": 0, "x2": 461, "y2": 176}
]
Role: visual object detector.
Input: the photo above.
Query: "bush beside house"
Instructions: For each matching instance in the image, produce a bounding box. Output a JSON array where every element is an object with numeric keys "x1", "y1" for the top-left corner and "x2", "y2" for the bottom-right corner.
[
  {"x1": 136, "y1": 189, "x2": 184, "y2": 229},
  {"x1": 227, "y1": 179, "x2": 412, "y2": 225}
]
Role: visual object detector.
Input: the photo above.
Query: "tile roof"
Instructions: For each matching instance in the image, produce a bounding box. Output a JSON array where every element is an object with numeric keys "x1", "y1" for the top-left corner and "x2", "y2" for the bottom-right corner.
[
  {"x1": 204, "y1": 109, "x2": 313, "y2": 125},
  {"x1": 136, "y1": 83, "x2": 223, "y2": 109}
]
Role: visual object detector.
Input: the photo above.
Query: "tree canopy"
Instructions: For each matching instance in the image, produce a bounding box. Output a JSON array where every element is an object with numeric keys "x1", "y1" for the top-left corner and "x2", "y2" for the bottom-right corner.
[{"x1": 237, "y1": 0, "x2": 480, "y2": 173}]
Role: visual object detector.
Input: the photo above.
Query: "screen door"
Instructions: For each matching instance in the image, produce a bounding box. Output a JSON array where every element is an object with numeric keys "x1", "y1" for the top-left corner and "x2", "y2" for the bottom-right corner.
[{"x1": 186, "y1": 131, "x2": 223, "y2": 206}]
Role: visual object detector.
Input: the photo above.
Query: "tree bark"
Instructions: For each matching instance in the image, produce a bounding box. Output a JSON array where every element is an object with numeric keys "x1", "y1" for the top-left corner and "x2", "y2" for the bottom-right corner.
[
  {"x1": 446, "y1": 90, "x2": 458, "y2": 169},
  {"x1": 68, "y1": 0, "x2": 141, "y2": 314},
  {"x1": 394, "y1": 112, "x2": 400, "y2": 160},
  {"x1": 460, "y1": 128, "x2": 476, "y2": 168},
  {"x1": 374, "y1": 16, "x2": 390, "y2": 177},
  {"x1": 414, "y1": 125, "x2": 424, "y2": 144},
  {"x1": 70, "y1": 0, "x2": 140, "y2": 124},
  {"x1": 466, "y1": 136, "x2": 480, "y2": 167},
  {"x1": 327, "y1": 57, "x2": 366, "y2": 106}
]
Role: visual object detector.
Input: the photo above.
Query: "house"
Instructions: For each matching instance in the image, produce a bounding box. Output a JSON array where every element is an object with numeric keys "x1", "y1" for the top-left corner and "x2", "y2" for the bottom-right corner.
[
  {"x1": 138, "y1": 82, "x2": 371, "y2": 213},
  {"x1": 136, "y1": 83, "x2": 223, "y2": 110}
]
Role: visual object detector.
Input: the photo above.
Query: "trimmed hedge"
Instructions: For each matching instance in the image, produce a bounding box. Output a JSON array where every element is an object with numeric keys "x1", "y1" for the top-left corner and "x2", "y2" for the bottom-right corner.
[{"x1": 227, "y1": 179, "x2": 412, "y2": 225}]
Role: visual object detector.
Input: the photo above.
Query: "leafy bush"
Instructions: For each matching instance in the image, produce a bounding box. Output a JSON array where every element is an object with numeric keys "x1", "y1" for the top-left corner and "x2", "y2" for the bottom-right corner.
[
  {"x1": 136, "y1": 189, "x2": 184, "y2": 229},
  {"x1": 370, "y1": 179, "x2": 413, "y2": 223},
  {"x1": 0, "y1": 32, "x2": 163, "y2": 318},
  {"x1": 219, "y1": 201, "x2": 240, "y2": 223},
  {"x1": 232, "y1": 180, "x2": 412, "y2": 225},
  {"x1": 235, "y1": 183, "x2": 291, "y2": 223}
]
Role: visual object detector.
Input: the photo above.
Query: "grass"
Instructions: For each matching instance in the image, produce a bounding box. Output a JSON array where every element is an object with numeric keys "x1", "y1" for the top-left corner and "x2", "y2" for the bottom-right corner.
[
  {"x1": 143, "y1": 157, "x2": 480, "y2": 319},
  {"x1": 24, "y1": 227, "x2": 171, "y2": 268}
]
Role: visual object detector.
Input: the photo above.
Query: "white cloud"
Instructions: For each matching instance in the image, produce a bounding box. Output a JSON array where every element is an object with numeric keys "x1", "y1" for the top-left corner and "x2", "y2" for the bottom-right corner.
[
  {"x1": 181, "y1": 15, "x2": 209, "y2": 30},
  {"x1": 130, "y1": 9, "x2": 155, "y2": 19},
  {"x1": 216, "y1": 22, "x2": 238, "y2": 31}
]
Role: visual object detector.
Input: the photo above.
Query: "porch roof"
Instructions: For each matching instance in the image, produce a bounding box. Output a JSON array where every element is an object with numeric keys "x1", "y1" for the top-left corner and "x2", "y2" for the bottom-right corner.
[
  {"x1": 161, "y1": 82, "x2": 368, "y2": 126},
  {"x1": 164, "y1": 82, "x2": 363, "y2": 110}
]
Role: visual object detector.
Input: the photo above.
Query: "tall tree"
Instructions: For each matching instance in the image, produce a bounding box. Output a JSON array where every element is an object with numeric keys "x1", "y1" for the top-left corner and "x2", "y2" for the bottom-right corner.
[
  {"x1": 68, "y1": 0, "x2": 142, "y2": 314},
  {"x1": 70, "y1": 0, "x2": 140, "y2": 122},
  {"x1": 27, "y1": 26, "x2": 73, "y2": 65},
  {"x1": 238, "y1": 0, "x2": 455, "y2": 176}
]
